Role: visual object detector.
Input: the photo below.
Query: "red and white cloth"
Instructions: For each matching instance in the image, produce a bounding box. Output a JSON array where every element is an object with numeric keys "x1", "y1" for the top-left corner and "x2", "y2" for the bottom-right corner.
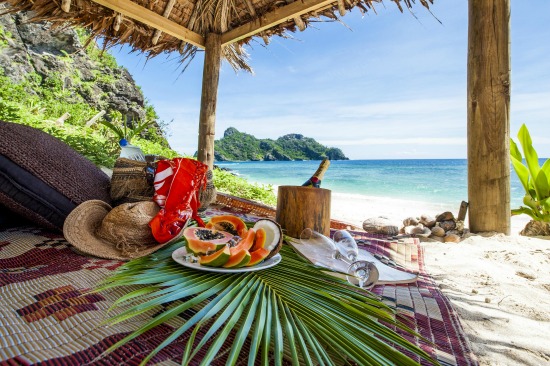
[{"x1": 149, "y1": 158, "x2": 209, "y2": 244}]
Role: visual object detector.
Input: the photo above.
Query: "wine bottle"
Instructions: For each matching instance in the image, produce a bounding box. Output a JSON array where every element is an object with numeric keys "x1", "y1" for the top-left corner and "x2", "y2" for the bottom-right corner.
[{"x1": 301, "y1": 158, "x2": 330, "y2": 188}]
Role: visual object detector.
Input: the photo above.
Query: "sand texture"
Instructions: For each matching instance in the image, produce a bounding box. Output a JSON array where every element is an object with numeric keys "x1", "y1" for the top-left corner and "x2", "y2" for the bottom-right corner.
[{"x1": 330, "y1": 193, "x2": 550, "y2": 366}]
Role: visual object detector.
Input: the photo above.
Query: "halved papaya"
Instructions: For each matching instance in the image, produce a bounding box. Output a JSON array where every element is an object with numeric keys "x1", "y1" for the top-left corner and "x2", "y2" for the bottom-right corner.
[
  {"x1": 206, "y1": 215, "x2": 248, "y2": 237},
  {"x1": 183, "y1": 227, "x2": 232, "y2": 254},
  {"x1": 223, "y1": 249, "x2": 251, "y2": 268},
  {"x1": 246, "y1": 248, "x2": 270, "y2": 267},
  {"x1": 199, "y1": 246, "x2": 231, "y2": 267}
]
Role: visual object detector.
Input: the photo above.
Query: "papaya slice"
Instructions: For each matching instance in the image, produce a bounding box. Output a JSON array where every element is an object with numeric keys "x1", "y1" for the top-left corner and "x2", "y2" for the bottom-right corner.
[
  {"x1": 206, "y1": 215, "x2": 248, "y2": 237},
  {"x1": 223, "y1": 249, "x2": 251, "y2": 268},
  {"x1": 250, "y1": 227, "x2": 266, "y2": 252},
  {"x1": 230, "y1": 229, "x2": 255, "y2": 254},
  {"x1": 246, "y1": 248, "x2": 270, "y2": 267},
  {"x1": 183, "y1": 227, "x2": 232, "y2": 254},
  {"x1": 199, "y1": 246, "x2": 231, "y2": 267}
]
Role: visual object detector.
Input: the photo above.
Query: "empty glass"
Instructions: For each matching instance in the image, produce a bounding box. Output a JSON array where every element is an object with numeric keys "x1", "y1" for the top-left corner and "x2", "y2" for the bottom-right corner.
[
  {"x1": 300, "y1": 228, "x2": 379, "y2": 290},
  {"x1": 333, "y1": 230, "x2": 359, "y2": 262}
]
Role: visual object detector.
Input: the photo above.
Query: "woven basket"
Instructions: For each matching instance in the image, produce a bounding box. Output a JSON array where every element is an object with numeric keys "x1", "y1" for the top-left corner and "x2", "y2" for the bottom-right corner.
[{"x1": 214, "y1": 192, "x2": 361, "y2": 231}]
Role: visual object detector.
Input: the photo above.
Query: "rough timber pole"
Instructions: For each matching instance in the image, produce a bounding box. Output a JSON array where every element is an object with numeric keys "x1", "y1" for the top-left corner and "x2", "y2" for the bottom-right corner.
[
  {"x1": 197, "y1": 33, "x2": 222, "y2": 170},
  {"x1": 467, "y1": 0, "x2": 511, "y2": 234}
]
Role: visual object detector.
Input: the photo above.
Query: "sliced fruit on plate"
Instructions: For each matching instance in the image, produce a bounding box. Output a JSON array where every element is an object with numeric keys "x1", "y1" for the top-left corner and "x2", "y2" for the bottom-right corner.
[
  {"x1": 206, "y1": 215, "x2": 248, "y2": 237},
  {"x1": 223, "y1": 249, "x2": 251, "y2": 268},
  {"x1": 246, "y1": 247, "x2": 271, "y2": 267},
  {"x1": 252, "y1": 219, "x2": 283, "y2": 259},
  {"x1": 230, "y1": 228, "x2": 256, "y2": 253},
  {"x1": 250, "y1": 227, "x2": 266, "y2": 252},
  {"x1": 183, "y1": 227, "x2": 233, "y2": 254},
  {"x1": 198, "y1": 246, "x2": 231, "y2": 267}
]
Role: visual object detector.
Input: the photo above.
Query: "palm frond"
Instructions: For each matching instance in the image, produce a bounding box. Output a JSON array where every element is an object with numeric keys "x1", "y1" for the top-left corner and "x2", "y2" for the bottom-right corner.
[{"x1": 97, "y1": 240, "x2": 439, "y2": 366}]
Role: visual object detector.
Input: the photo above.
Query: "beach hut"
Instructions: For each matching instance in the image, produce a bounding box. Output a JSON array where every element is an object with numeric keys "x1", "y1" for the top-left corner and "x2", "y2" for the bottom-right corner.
[{"x1": 0, "y1": 0, "x2": 511, "y2": 234}]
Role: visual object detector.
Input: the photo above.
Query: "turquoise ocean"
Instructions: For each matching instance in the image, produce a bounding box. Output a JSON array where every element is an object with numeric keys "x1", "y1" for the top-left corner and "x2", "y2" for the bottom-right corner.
[{"x1": 216, "y1": 159, "x2": 527, "y2": 210}]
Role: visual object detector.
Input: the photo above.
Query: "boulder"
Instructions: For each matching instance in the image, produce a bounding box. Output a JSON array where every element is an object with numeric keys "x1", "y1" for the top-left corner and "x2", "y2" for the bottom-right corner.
[
  {"x1": 403, "y1": 217, "x2": 418, "y2": 226},
  {"x1": 436, "y1": 211, "x2": 455, "y2": 222},
  {"x1": 444, "y1": 234, "x2": 461, "y2": 243},
  {"x1": 363, "y1": 217, "x2": 399, "y2": 236},
  {"x1": 439, "y1": 220, "x2": 456, "y2": 232},
  {"x1": 431, "y1": 226, "x2": 445, "y2": 237},
  {"x1": 520, "y1": 220, "x2": 550, "y2": 236},
  {"x1": 420, "y1": 214, "x2": 436, "y2": 228}
]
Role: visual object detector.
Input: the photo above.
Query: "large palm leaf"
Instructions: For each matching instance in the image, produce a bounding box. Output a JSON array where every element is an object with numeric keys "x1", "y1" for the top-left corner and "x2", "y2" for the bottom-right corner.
[{"x1": 97, "y1": 240, "x2": 438, "y2": 365}]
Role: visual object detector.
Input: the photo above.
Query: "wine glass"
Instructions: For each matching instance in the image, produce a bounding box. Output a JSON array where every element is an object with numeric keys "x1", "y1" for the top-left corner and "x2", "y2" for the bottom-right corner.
[
  {"x1": 299, "y1": 228, "x2": 379, "y2": 289},
  {"x1": 333, "y1": 230, "x2": 359, "y2": 262}
]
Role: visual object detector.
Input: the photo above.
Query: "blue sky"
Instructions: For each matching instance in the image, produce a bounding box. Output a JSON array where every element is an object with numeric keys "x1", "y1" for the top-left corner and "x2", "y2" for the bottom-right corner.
[{"x1": 112, "y1": 0, "x2": 550, "y2": 160}]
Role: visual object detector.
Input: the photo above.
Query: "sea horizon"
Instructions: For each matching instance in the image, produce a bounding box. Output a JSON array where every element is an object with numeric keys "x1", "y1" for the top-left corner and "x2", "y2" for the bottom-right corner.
[{"x1": 216, "y1": 158, "x2": 531, "y2": 211}]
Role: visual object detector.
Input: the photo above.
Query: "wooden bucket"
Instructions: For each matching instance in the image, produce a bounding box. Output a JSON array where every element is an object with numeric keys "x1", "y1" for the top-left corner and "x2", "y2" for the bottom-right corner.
[{"x1": 276, "y1": 186, "x2": 331, "y2": 238}]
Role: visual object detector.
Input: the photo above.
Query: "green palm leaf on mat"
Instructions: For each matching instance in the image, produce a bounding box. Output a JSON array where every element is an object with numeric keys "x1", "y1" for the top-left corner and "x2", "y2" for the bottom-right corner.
[{"x1": 97, "y1": 241, "x2": 439, "y2": 366}]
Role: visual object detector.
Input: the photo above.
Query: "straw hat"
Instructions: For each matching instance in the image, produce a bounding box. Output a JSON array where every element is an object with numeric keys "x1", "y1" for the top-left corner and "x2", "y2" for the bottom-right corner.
[{"x1": 63, "y1": 200, "x2": 171, "y2": 260}]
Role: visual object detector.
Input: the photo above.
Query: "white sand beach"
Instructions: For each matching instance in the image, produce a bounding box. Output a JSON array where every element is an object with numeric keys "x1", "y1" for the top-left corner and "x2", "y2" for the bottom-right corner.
[{"x1": 330, "y1": 192, "x2": 550, "y2": 366}]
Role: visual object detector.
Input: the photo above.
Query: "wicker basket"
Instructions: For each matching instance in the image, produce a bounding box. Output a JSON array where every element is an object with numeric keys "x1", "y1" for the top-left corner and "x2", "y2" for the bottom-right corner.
[{"x1": 214, "y1": 192, "x2": 362, "y2": 231}]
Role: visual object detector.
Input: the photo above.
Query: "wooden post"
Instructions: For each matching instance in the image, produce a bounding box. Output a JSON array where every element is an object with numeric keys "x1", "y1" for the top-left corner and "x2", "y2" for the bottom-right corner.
[
  {"x1": 55, "y1": 112, "x2": 71, "y2": 125},
  {"x1": 85, "y1": 110, "x2": 106, "y2": 127},
  {"x1": 197, "y1": 33, "x2": 222, "y2": 170},
  {"x1": 467, "y1": 0, "x2": 511, "y2": 234}
]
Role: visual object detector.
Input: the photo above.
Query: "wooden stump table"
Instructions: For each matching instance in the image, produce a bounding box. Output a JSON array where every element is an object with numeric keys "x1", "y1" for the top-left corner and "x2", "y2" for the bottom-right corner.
[{"x1": 276, "y1": 186, "x2": 331, "y2": 238}]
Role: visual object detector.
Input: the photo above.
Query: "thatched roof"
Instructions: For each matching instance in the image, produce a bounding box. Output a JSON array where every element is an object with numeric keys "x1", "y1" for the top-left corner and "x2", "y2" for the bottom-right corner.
[{"x1": 0, "y1": 0, "x2": 431, "y2": 71}]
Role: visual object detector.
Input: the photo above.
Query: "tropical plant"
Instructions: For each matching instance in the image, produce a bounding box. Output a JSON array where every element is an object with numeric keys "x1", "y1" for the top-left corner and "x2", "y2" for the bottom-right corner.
[
  {"x1": 101, "y1": 112, "x2": 157, "y2": 144},
  {"x1": 510, "y1": 124, "x2": 550, "y2": 221},
  {"x1": 97, "y1": 239, "x2": 438, "y2": 366}
]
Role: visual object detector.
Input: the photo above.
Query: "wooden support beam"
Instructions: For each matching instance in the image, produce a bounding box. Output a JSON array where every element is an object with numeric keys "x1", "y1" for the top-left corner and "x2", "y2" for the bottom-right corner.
[
  {"x1": 467, "y1": 0, "x2": 511, "y2": 234},
  {"x1": 151, "y1": 0, "x2": 177, "y2": 45},
  {"x1": 294, "y1": 16, "x2": 305, "y2": 31},
  {"x1": 90, "y1": 0, "x2": 204, "y2": 48},
  {"x1": 337, "y1": 0, "x2": 346, "y2": 16},
  {"x1": 221, "y1": 0, "x2": 335, "y2": 46},
  {"x1": 61, "y1": 0, "x2": 71, "y2": 12},
  {"x1": 113, "y1": 12, "x2": 123, "y2": 31},
  {"x1": 197, "y1": 33, "x2": 222, "y2": 170}
]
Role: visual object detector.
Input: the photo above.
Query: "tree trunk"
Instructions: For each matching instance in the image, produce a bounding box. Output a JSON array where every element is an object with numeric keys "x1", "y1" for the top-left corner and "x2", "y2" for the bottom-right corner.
[
  {"x1": 467, "y1": 0, "x2": 511, "y2": 234},
  {"x1": 197, "y1": 33, "x2": 222, "y2": 170}
]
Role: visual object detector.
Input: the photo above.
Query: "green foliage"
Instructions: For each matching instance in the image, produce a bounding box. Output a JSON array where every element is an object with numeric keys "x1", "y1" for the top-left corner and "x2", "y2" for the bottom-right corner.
[
  {"x1": 0, "y1": 24, "x2": 279, "y2": 206},
  {"x1": 0, "y1": 26, "x2": 12, "y2": 48},
  {"x1": 510, "y1": 124, "x2": 550, "y2": 221},
  {"x1": 215, "y1": 128, "x2": 348, "y2": 161},
  {"x1": 101, "y1": 112, "x2": 157, "y2": 143},
  {"x1": 213, "y1": 168, "x2": 277, "y2": 206},
  {"x1": 97, "y1": 241, "x2": 437, "y2": 366},
  {"x1": 75, "y1": 28, "x2": 119, "y2": 69}
]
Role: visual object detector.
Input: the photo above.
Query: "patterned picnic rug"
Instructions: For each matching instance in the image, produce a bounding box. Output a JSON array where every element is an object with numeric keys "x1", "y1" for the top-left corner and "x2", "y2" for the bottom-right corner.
[{"x1": 0, "y1": 208, "x2": 477, "y2": 366}]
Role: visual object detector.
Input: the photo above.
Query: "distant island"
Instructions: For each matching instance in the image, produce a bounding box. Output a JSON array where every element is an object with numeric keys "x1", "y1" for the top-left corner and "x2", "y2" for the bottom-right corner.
[{"x1": 214, "y1": 128, "x2": 349, "y2": 161}]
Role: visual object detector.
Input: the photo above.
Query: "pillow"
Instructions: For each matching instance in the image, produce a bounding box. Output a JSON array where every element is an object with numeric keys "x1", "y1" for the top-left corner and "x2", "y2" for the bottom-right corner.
[{"x1": 0, "y1": 121, "x2": 111, "y2": 231}]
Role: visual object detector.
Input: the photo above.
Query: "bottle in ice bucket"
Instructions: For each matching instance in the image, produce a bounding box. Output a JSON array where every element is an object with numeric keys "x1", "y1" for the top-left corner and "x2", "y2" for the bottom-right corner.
[{"x1": 301, "y1": 158, "x2": 330, "y2": 188}]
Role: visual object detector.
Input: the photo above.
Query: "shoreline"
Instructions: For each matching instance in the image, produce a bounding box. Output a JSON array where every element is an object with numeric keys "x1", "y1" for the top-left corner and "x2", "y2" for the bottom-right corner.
[{"x1": 328, "y1": 191, "x2": 532, "y2": 235}]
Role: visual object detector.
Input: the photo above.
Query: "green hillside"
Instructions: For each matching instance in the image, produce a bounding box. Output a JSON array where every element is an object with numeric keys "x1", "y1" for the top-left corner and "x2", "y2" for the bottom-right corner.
[{"x1": 214, "y1": 127, "x2": 349, "y2": 161}]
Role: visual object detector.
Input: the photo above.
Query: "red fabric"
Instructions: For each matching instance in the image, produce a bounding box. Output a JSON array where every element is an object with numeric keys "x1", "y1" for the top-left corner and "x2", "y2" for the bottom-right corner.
[{"x1": 149, "y1": 158, "x2": 208, "y2": 243}]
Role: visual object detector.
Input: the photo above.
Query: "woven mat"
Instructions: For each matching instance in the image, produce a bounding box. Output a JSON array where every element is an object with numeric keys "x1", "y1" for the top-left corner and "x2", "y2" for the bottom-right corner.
[{"x1": 0, "y1": 208, "x2": 477, "y2": 366}]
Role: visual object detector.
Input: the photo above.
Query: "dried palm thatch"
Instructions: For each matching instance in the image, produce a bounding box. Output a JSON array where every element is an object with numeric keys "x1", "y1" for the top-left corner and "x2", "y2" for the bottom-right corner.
[{"x1": 0, "y1": 0, "x2": 432, "y2": 71}]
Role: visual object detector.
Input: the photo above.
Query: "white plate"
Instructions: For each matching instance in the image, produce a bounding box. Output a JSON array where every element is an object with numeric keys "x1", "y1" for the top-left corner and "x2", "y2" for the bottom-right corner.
[{"x1": 172, "y1": 247, "x2": 282, "y2": 273}]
